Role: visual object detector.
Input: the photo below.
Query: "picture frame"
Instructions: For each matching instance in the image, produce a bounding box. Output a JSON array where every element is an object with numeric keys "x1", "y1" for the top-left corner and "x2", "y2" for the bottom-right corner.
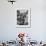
[{"x1": 16, "y1": 8, "x2": 31, "y2": 28}]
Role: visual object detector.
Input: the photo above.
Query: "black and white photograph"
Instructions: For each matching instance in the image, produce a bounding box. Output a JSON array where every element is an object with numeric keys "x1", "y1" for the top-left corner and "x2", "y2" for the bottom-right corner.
[{"x1": 16, "y1": 8, "x2": 31, "y2": 28}]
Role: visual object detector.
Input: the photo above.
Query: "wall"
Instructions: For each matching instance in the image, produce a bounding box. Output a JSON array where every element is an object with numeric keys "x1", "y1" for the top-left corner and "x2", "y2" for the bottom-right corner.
[{"x1": 0, "y1": 0, "x2": 46, "y2": 41}]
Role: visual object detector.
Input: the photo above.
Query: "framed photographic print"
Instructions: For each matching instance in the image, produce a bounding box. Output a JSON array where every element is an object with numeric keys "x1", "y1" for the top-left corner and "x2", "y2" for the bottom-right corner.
[{"x1": 16, "y1": 8, "x2": 31, "y2": 28}]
